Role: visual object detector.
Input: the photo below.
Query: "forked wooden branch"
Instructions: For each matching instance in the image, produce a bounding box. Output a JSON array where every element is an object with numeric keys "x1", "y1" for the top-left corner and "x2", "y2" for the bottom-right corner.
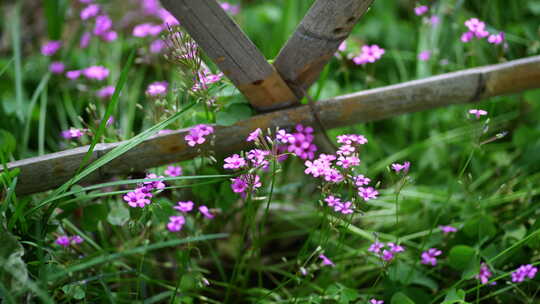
[
  {"x1": 274, "y1": 0, "x2": 374, "y2": 98},
  {"x1": 160, "y1": 0, "x2": 297, "y2": 111},
  {"x1": 4, "y1": 56, "x2": 540, "y2": 195}
]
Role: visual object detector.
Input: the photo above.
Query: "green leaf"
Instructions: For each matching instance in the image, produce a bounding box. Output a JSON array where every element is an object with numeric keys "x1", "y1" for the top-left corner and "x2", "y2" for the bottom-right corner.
[
  {"x1": 442, "y1": 289, "x2": 466, "y2": 304},
  {"x1": 391, "y1": 292, "x2": 415, "y2": 304},
  {"x1": 463, "y1": 215, "x2": 496, "y2": 240},
  {"x1": 216, "y1": 103, "x2": 253, "y2": 126},
  {"x1": 0, "y1": 130, "x2": 16, "y2": 154},
  {"x1": 448, "y1": 245, "x2": 476, "y2": 271},
  {"x1": 107, "y1": 201, "x2": 130, "y2": 226},
  {"x1": 0, "y1": 227, "x2": 28, "y2": 293}
]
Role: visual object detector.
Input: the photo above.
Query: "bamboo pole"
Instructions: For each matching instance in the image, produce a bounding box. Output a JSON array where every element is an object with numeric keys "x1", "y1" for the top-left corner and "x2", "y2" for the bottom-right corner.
[
  {"x1": 274, "y1": 0, "x2": 374, "y2": 98},
  {"x1": 4, "y1": 56, "x2": 540, "y2": 195},
  {"x1": 159, "y1": 0, "x2": 297, "y2": 111}
]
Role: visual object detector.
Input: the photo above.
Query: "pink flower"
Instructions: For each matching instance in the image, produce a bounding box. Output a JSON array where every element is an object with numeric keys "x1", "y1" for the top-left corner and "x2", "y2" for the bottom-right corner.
[
  {"x1": 96, "y1": 85, "x2": 115, "y2": 99},
  {"x1": 158, "y1": 8, "x2": 180, "y2": 26},
  {"x1": 439, "y1": 225, "x2": 457, "y2": 234},
  {"x1": 488, "y1": 32, "x2": 505, "y2": 45},
  {"x1": 66, "y1": 70, "x2": 82, "y2": 80},
  {"x1": 49, "y1": 61, "x2": 65, "y2": 74},
  {"x1": 337, "y1": 145, "x2": 355, "y2": 156},
  {"x1": 381, "y1": 250, "x2": 394, "y2": 261},
  {"x1": 324, "y1": 195, "x2": 341, "y2": 207},
  {"x1": 464, "y1": 18, "x2": 489, "y2": 38},
  {"x1": 353, "y1": 45, "x2": 385, "y2": 65},
  {"x1": 246, "y1": 128, "x2": 261, "y2": 142},
  {"x1": 476, "y1": 263, "x2": 493, "y2": 284},
  {"x1": 61, "y1": 128, "x2": 85, "y2": 139},
  {"x1": 368, "y1": 241, "x2": 384, "y2": 253},
  {"x1": 224, "y1": 154, "x2": 247, "y2": 170},
  {"x1": 334, "y1": 201, "x2": 354, "y2": 214},
  {"x1": 101, "y1": 31, "x2": 117, "y2": 42},
  {"x1": 192, "y1": 71, "x2": 224, "y2": 91},
  {"x1": 164, "y1": 165, "x2": 182, "y2": 177},
  {"x1": 276, "y1": 129, "x2": 294, "y2": 143},
  {"x1": 174, "y1": 201, "x2": 194, "y2": 213},
  {"x1": 150, "y1": 39, "x2": 166, "y2": 53},
  {"x1": 469, "y1": 109, "x2": 488, "y2": 119},
  {"x1": 338, "y1": 41, "x2": 347, "y2": 52},
  {"x1": 56, "y1": 236, "x2": 71, "y2": 247},
  {"x1": 80, "y1": 32, "x2": 92, "y2": 48},
  {"x1": 83, "y1": 66, "x2": 110, "y2": 81},
  {"x1": 70, "y1": 235, "x2": 84, "y2": 245},
  {"x1": 123, "y1": 189, "x2": 151, "y2": 208},
  {"x1": 511, "y1": 264, "x2": 538, "y2": 283},
  {"x1": 387, "y1": 242, "x2": 405, "y2": 253},
  {"x1": 337, "y1": 134, "x2": 367, "y2": 145},
  {"x1": 414, "y1": 5, "x2": 429, "y2": 16},
  {"x1": 358, "y1": 187, "x2": 379, "y2": 201},
  {"x1": 428, "y1": 15, "x2": 440, "y2": 27},
  {"x1": 391, "y1": 161, "x2": 410, "y2": 173},
  {"x1": 461, "y1": 31, "x2": 474, "y2": 43},
  {"x1": 336, "y1": 155, "x2": 360, "y2": 169},
  {"x1": 143, "y1": 173, "x2": 166, "y2": 190},
  {"x1": 247, "y1": 149, "x2": 270, "y2": 169},
  {"x1": 167, "y1": 215, "x2": 185, "y2": 232},
  {"x1": 80, "y1": 4, "x2": 100, "y2": 20},
  {"x1": 319, "y1": 254, "x2": 335, "y2": 267},
  {"x1": 286, "y1": 124, "x2": 317, "y2": 160},
  {"x1": 354, "y1": 175, "x2": 371, "y2": 186},
  {"x1": 133, "y1": 23, "x2": 163, "y2": 37},
  {"x1": 230, "y1": 174, "x2": 261, "y2": 195},
  {"x1": 185, "y1": 124, "x2": 214, "y2": 147},
  {"x1": 370, "y1": 299, "x2": 384, "y2": 304},
  {"x1": 93, "y1": 15, "x2": 113, "y2": 36},
  {"x1": 418, "y1": 50, "x2": 431, "y2": 61},
  {"x1": 220, "y1": 2, "x2": 240, "y2": 15},
  {"x1": 421, "y1": 248, "x2": 442, "y2": 266},
  {"x1": 198, "y1": 205, "x2": 214, "y2": 219},
  {"x1": 146, "y1": 81, "x2": 168, "y2": 96},
  {"x1": 41, "y1": 41, "x2": 62, "y2": 56}
]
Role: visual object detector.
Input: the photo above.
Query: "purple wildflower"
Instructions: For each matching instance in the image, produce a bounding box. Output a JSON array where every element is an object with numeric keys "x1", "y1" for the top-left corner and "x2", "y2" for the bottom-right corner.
[
  {"x1": 391, "y1": 161, "x2": 411, "y2": 173},
  {"x1": 174, "y1": 201, "x2": 194, "y2": 213},
  {"x1": 146, "y1": 81, "x2": 168, "y2": 96},
  {"x1": 61, "y1": 128, "x2": 85, "y2": 139},
  {"x1": 286, "y1": 124, "x2": 317, "y2": 160},
  {"x1": 56, "y1": 236, "x2": 71, "y2": 247},
  {"x1": 224, "y1": 154, "x2": 247, "y2": 170},
  {"x1": 388, "y1": 242, "x2": 405, "y2": 253},
  {"x1": 370, "y1": 299, "x2": 384, "y2": 304},
  {"x1": 511, "y1": 264, "x2": 538, "y2": 283},
  {"x1": 167, "y1": 215, "x2": 185, "y2": 232},
  {"x1": 246, "y1": 128, "x2": 261, "y2": 142},
  {"x1": 319, "y1": 254, "x2": 335, "y2": 267},
  {"x1": 276, "y1": 129, "x2": 295, "y2": 143},
  {"x1": 439, "y1": 225, "x2": 457, "y2": 235},
  {"x1": 49, "y1": 62, "x2": 65, "y2": 74},
  {"x1": 133, "y1": 23, "x2": 163, "y2": 37},
  {"x1": 414, "y1": 5, "x2": 428, "y2": 16},
  {"x1": 150, "y1": 39, "x2": 166, "y2": 53},
  {"x1": 368, "y1": 241, "x2": 384, "y2": 254},
  {"x1": 381, "y1": 250, "x2": 394, "y2": 261},
  {"x1": 41, "y1": 41, "x2": 62, "y2": 56},
  {"x1": 334, "y1": 201, "x2": 354, "y2": 214},
  {"x1": 324, "y1": 195, "x2": 342, "y2": 207},
  {"x1": 220, "y1": 2, "x2": 240, "y2": 15},
  {"x1": 230, "y1": 174, "x2": 261, "y2": 196},
  {"x1": 429, "y1": 15, "x2": 440, "y2": 27},
  {"x1": 144, "y1": 173, "x2": 166, "y2": 190},
  {"x1": 164, "y1": 165, "x2": 182, "y2": 177},
  {"x1": 469, "y1": 109, "x2": 488, "y2": 119},
  {"x1": 476, "y1": 263, "x2": 493, "y2": 284},
  {"x1": 83, "y1": 66, "x2": 109, "y2": 81},
  {"x1": 358, "y1": 187, "x2": 379, "y2": 201},
  {"x1": 80, "y1": 32, "x2": 92, "y2": 48},
  {"x1": 421, "y1": 248, "x2": 442, "y2": 266},
  {"x1": 418, "y1": 50, "x2": 431, "y2": 61},
  {"x1": 488, "y1": 32, "x2": 505, "y2": 45},
  {"x1": 185, "y1": 125, "x2": 214, "y2": 147},
  {"x1": 93, "y1": 15, "x2": 112, "y2": 36},
  {"x1": 80, "y1": 4, "x2": 100, "y2": 20},
  {"x1": 70, "y1": 235, "x2": 84, "y2": 245},
  {"x1": 123, "y1": 189, "x2": 151, "y2": 208},
  {"x1": 96, "y1": 85, "x2": 115, "y2": 99},
  {"x1": 353, "y1": 45, "x2": 385, "y2": 65},
  {"x1": 198, "y1": 205, "x2": 214, "y2": 219},
  {"x1": 247, "y1": 149, "x2": 270, "y2": 169},
  {"x1": 354, "y1": 175, "x2": 371, "y2": 186}
]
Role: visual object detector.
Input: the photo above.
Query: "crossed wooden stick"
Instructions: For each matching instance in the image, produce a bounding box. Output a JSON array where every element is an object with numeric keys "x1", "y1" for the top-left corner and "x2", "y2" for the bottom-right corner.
[{"x1": 4, "y1": 0, "x2": 540, "y2": 195}]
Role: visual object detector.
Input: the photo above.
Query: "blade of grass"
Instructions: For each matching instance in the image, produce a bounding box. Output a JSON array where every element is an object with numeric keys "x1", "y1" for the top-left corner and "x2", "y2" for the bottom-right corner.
[
  {"x1": 48, "y1": 233, "x2": 228, "y2": 281},
  {"x1": 10, "y1": 2, "x2": 24, "y2": 122},
  {"x1": 38, "y1": 84, "x2": 48, "y2": 155},
  {"x1": 26, "y1": 101, "x2": 197, "y2": 216},
  {"x1": 22, "y1": 74, "x2": 51, "y2": 153},
  {"x1": 0, "y1": 58, "x2": 13, "y2": 78}
]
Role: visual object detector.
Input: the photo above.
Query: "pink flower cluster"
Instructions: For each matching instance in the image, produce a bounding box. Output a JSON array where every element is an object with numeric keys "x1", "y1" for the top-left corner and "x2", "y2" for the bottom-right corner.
[
  {"x1": 231, "y1": 174, "x2": 262, "y2": 197},
  {"x1": 61, "y1": 128, "x2": 86, "y2": 140},
  {"x1": 353, "y1": 45, "x2": 385, "y2": 65},
  {"x1": 146, "y1": 81, "x2": 168, "y2": 97},
  {"x1": 280, "y1": 125, "x2": 317, "y2": 160},
  {"x1": 64, "y1": 65, "x2": 110, "y2": 81},
  {"x1": 41, "y1": 41, "x2": 62, "y2": 56},
  {"x1": 414, "y1": 5, "x2": 429, "y2": 16},
  {"x1": 476, "y1": 263, "x2": 493, "y2": 284},
  {"x1": 439, "y1": 225, "x2": 458, "y2": 235},
  {"x1": 469, "y1": 109, "x2": 488, "y2": 119},
  {"x1": 78, "y1": 3, "x2": 118, "y2": 44},
  {"x1": 220, "y1": 2, "x2": 240, "y2": 15},
  {"x1": 421, "y1": 248, "x2": 442, "y2": 266},
  {"x1": 56, "y1": 235, "x2": 84, "y2": 247},
  {"x1": 122, "y1": 173, "x2": 166, "y2": 208},
  {"x1": 97, "y1": 85, "x2": 115, "y2": 99},
  {"x1": 323, "y1": 195, "x2": 354, "y2": 215},
  {"x1": 368, "y1": 241, "x2": 405, "y2": 262},
  {"x1": 511, "y1": 264, "x2": 538, "y2": 283},
  {"x1": 185, "y1": 124, "x2": 214, "y2": 147},
  {"x1": 370, "y1": 299, "x2": 384, "y2": 304},
  {"x1": 164, "y1": 165, "x2": 182, "y2": 177},
  {"x1": 461, "y1": 18, "x2": 505, "y2": 45},
  {"x1": 167, "y1": 200, "x2": 214, "y2": 232},
  {"x1": 391, "y1": 161, "x2": 410, "y2": 174},
  {"x1": 192, "y1": 70, "x2": 224, "y2": 91}
]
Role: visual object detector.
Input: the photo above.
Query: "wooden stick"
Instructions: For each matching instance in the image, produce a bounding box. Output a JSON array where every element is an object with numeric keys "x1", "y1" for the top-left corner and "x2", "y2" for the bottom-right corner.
[
  {"x1": 160, "y1": 0, "x2": 297, "y2": 111},
  {"x1": 274, "y1": 0, "x2": 374, "y2": 98},
  {"x1": 5, "y1": 56, "x2": 540, "y2": 195}
]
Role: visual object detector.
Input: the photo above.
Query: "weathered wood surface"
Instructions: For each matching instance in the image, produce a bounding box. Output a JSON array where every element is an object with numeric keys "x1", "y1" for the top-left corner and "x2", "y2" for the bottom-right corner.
[
  {"x1": 274, "y1": 0, "x2": 374, "y2": 98},
  {"x1": 160, "y1": 0, "x2": 297, "y2": 111},
  {"x1": 5, "y1": 55, "x2": 540, "y2": 195}
]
